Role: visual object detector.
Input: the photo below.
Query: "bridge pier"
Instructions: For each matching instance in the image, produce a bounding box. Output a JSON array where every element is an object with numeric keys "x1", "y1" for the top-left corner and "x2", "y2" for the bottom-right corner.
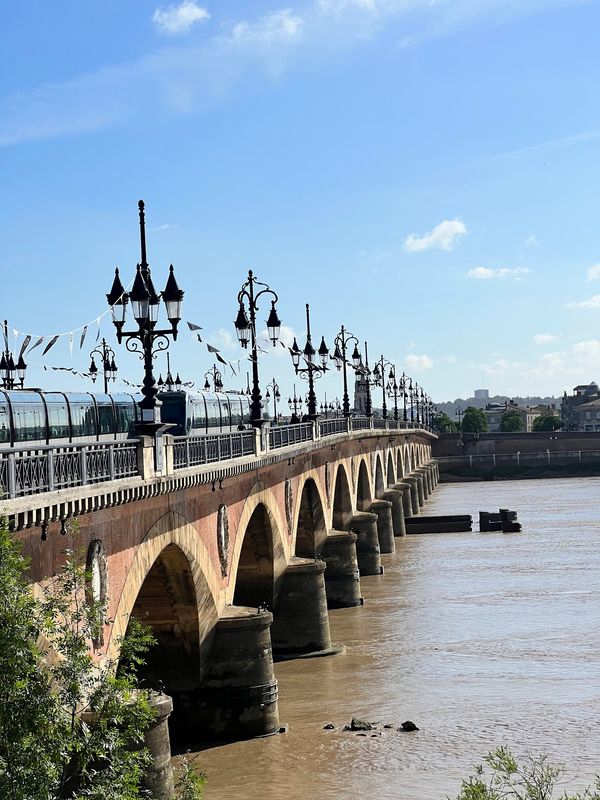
[
  {"x1": 196, "y1": 607, "x2": 280, "y2": 741},
  {"x1": 381, "y1": 488, "x2": 406, "y2": 537},
  {"x1": 417, "y1": 468, "x2": 430, "y2": 500},
  {"x1": 350, "y1": 512, "x2": 383, "y2": 575},
  {"x1": 394, "y1": 481, "x2": 413, "y2": 517},
  {"x1": 143, "y1": 693, "x2": 175, "y2": 800},
  {"x1": 322, "y1": 530, "x2": 363, "y2": 608},
  {"x1": 271, "y1": 558, "x2": 342, "y2": 659},
  {"x1": 368, "y1": 499, "x2": 395, "y2": 554},
  {"x1": 404, "y1": 476, "x2": 420, "y2": 513},
  {"x1": 414, "y1": 472, "x2": 425, "y2": 506}
]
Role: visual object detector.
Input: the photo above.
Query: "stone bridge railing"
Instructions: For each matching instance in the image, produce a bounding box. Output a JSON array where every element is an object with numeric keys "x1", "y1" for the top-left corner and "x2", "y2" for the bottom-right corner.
[{"x1": 1, "y1": 416, "x2": 435, "y2": 530}]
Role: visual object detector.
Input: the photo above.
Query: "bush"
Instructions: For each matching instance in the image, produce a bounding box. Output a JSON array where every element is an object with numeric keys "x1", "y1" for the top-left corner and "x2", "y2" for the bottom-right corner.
[{"x1": 452, "y1": 747, "x2": 600, "y2": 800}]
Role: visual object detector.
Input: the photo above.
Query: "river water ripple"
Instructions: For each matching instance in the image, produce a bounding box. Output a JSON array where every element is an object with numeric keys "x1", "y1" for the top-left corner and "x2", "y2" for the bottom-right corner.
[{"x1": 192, "y1": 478, "x2": 600, "y2": 799}]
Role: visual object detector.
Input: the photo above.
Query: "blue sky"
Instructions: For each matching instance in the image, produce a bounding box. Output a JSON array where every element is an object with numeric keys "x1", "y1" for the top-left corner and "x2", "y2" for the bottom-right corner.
[{"x1": 2, "y1": 0, "x2": 600, "y2": 405}]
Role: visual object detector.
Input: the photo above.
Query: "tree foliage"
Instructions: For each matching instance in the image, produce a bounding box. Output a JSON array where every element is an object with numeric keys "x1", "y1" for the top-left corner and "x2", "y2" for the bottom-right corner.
[
  {"x1": 452, "y1": 747, "x2": 600, "y2": 800},
  {"x1": 434, "y1": 412, "x2": 458, "y2": 433},
  {"x1": 532, "y1": 414, "x2": 562, "y2": 432},
  {"x1": 0, "y1": 521, "x2": 206, "y2": 800},
  {"x1": 500, "y1": 409, "x2": 524, "y2": 432},
  {"x1": 461, "y1": 407, "x2": 488, "y2": 433}
]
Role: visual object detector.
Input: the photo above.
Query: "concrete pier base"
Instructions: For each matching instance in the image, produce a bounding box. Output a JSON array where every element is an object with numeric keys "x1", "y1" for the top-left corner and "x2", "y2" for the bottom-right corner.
[
  {"x1": 272, "y1": 558, "x2": 342, "y2": 659},
  {"x1": 404, "y1": 476, "x2": 420, "y2": 514},
  {"x1": 322, "y1": 530, "x2": 363, "y2": 608},
  {"x1": 381, "y1": 488, "x2": 406, "y2": 536},
  {"x1": 417, "y1": 468, "x2": 430, "y2": 499},
  {"x1": 394, "y1": 481, "x2": 413, "y2": 518},
  {"x1": 143, "y1": 693, "x2": 175, "y2": 800},
  {"x1": 415, "y1": 473, "x2": 425, "y2": 507},
  {"x1": 368, "y1": 499, "x2": 395, "y2": 554},
  {"x1": 197, "y1": 606, "x2": 280, "y2": 741},
  {"x1": 349, "y1": 512, "x2": 383, "y2": 575}
]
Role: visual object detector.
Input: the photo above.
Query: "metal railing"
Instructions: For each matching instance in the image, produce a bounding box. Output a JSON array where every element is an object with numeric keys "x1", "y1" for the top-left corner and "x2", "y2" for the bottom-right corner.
[
  {"x1": 436, "y1": 450, "x2": 600, "y2": 468},
  {"x1": 269, "y1": 423, "x2": 314, "y2": 450},
  {"x1": 173, "y1": 430, "x2": 256, "y2": 469},
  {"x1": 0, "y1": 440, "x2": 139, "y2": 499},
  {"x1": 350, "y1": 416, "x2": 371, "y2": 431},
  {"x1": 319, "y1": 417, "x2": 349, "y2": 437}
]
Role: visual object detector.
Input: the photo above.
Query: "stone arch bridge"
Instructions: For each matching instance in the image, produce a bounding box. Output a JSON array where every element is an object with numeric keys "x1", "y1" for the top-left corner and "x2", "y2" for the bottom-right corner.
[{"x1": 4, "y1": 418, "x2": 438, "y2": 752}]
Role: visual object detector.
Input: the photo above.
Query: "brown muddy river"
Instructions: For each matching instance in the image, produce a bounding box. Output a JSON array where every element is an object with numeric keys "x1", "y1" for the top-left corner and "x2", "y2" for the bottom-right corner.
[{"x1": 191, "y1": 478, "x2": 600, "y2": 799}]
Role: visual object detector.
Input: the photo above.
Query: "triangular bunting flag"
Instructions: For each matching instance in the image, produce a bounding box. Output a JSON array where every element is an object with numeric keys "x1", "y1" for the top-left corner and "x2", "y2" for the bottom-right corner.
[
  {"x1": 215, "y1": 352, "x2": 228, "y2": 366},
  {"x1": 80, "y1": 326, "x2": 88, "y2": 349},
  {"x1": 18, "y1": 335, "x2": 31, "y2": 359},
  {"x1": 42, "y1": 335, "x2": 59, "y2": 356},
  {"x1": 187, "y1": 321, "x2": 203, "y2": 331},
  {"x1": 207, "y1": 343, "x2": 220, "y2": 354}
]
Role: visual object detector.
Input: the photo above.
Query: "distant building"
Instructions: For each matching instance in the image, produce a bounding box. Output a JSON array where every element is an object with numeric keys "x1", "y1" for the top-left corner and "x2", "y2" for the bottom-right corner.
[
  {"x1": 560, "y1": 382, "x2": 600, "y2": 430},
  {"x1": 483, "y1": 400, "x2": 545, "y2": 432},
  {"x1": 474, "y1": 389, "x2": 489, "y2": 401}
]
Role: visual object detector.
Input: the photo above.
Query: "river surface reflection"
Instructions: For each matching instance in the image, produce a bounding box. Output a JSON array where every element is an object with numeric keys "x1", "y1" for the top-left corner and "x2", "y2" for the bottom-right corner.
[{"x1": 193, "y1": 478, "x2": 600, "y2": 799}]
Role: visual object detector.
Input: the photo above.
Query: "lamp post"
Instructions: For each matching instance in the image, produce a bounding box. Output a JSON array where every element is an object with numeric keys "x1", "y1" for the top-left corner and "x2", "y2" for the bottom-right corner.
[
  {"x1": 332, "y1": 325, "x2": 361, "y2": 418},
  {"x1": 233, "y1": 270, "x2": 281, "y2": 428},
  {"x1": 290, "y1": 303, "x2": 329, "y2": 421},
  {"x1": 0, "y1": 320, "x2": 26, "y2": 389},
  {"x1": 288, "y1": 384, "x2": 303, "y2": 423},
  {"x1": 265, "y1": 378, "x2": 281, "y2": 422},
  {"x1": 386, "y1": 367, "x2": 400, "y2": 421},
  {"x1": 161, "y1": 353, "x2": 182, "y2": 392},
  {"x1": 371, "y1": 354, "x2": 394, "y2": 419},
  {"x1": 456, "y1": 406, "x2": 464, "y2": 427},
  {"x1": 355, "y1": 342, "x2": 373, "y2": 418},
  {"x1": 408, "y1": 378, "x2": 415, "y2": 423},
  {"x1": 88, "y1": 338, "x2": 117, "y2": 394},
  {"x1": 204, "y1": 363, "x2": 224, "y2": 392},
  {"x1": 106, "y1": 200, "x2": 184, "y2": 429}
]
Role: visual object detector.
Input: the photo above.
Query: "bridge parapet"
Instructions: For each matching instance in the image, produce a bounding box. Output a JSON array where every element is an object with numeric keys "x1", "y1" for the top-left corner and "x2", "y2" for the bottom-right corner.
[{"x1": 1, "y1": 417, "x2": 436, "y2": 530}]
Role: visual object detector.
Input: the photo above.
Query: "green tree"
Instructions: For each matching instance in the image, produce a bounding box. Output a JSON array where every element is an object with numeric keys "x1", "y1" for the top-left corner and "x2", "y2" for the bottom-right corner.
[
  {"x1": 434, "y1": 412, "x2": 458, "y2": 433},
  {"x1": 452, "y1": 747, "x2": 600, "y2": 800},
  {"x1": 500, "y1": 409, "x2": 524, "y2": 432},
  {"x1": 532, "y1": 414, "x2": 562, "y2": 432},
  {"x1": 461, "y1": 406, "x2": 488, "y2": 433},
  {"x1": 0, "y1": 521, "x2": 206, "y2": 800}
]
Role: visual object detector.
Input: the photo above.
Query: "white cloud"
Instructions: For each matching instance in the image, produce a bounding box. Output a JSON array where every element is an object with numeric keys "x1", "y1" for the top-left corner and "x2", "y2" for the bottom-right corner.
[
  {"x1": 318, "y1": 0, "x2": 378, "y2": 14},
  {"x1": 566, "y1": 294, "x2": 600, "y2": 310},
  {"x1": 256, "y1": 324, "x2": 297, "y2": 357},
  {"x1": 586, "y1": 263, "x2": 600, "y2": 282},
  {"x1": 152, "y1": 1, "x2": 209, "y2": 35},
  {"x1": 404, "y1": 353, "x2": 433, "y2": 371},
  {"x1": 229, "y1": 10, "x2": 305, "y2": 45},
  {"x1": 404, "y1": 219, "x2": 466, "y2": 253},
  {"x1": 209, "y1": 328, "x2": 239, "y2": 351},
  {"x1": 478, "y1": 339, "x2": 600, "y2": 388},
  {"x1": 467, "y1": 267, "x2": 530, "y2": 280},
  {"x1": 525, "y1": 234, "x2": 539, "y2": 247},
  {"x1": 533, "y1": 333, "x2": 560, "y2": 345}
]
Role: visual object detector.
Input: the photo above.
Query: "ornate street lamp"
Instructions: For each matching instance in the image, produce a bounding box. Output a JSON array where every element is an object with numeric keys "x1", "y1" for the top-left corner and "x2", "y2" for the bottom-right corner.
[
  {"x1": 371, "y1": 354, "x2": 394, "y2": 419},
  {"x1": 1, "y1": 320, "x2": 27, "y2": 390},
  {"x1": 233, "y1": 270, "x2": 281, "y2": 428},
  {"x1": 386, "y1": 367, "x2": 400, "y2": 421},
  {"x1": 332, "y1": 325, "x2": 361, "y2": 418},
  {"x1": 88, "y1": 338, "x2": 117, "y2": 394},
  {"x1": 354, "y1": 342, "x2": 374, "y2": 418},
  {"x1": 107, "y1": 201, "x2": 184, "y2": 429},
  {"x1": 408, "y1": 377, "x2": 415, "y2": 423},
  {"x1": 290, "y1": 303, "x2": 329, "y2": 421},
  {"x1": 265, "y1": 378, "x2": 281, "y2": 422},
  {"x1": 204, "y1": 364, "x2": 224, "y2": 392},
  {"x1": 288, "y1": 384, "x2": 303, "y2": 423}
]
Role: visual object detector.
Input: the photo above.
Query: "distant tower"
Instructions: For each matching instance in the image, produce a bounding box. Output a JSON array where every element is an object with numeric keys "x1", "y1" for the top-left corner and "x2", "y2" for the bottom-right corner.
[
  {"x1": 474, "y1": 388, "x2": 489, "y2": 402},
  {"x1": 354, "y1": 372, "x2": 369, "y2": 415}
]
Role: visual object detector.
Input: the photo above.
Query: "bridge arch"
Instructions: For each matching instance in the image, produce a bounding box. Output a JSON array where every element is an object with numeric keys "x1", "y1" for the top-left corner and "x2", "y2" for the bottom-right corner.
[
  {"x1": 386, "y1": 451, "x2": 395, "y2": 487},
  {"x1": 294, "y1": 475, "x2": 327, "y2": 558},
  {"x1": 229, "y1": 482, "x2": 288, "y2": 609},
  {"x1": 356, "y1": 458, "x2": 372, "y2": 511},
  {"x1": 374, "y1": 454, "x2": 385, "y2": 498},
  {"x1": 109, "y1": 509, "x2": 221, "y2": 716},
  {"x1": 332, "y1": 462, "x2": 353, "y2": 530}
]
